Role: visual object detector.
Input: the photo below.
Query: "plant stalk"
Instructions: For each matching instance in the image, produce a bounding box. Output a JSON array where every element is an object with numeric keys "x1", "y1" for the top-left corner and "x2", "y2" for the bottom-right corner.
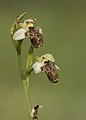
[
  {"x1": 17, "y1": 45, "x2": 34, "y2": 120},
  {"x1": 17, "y1": 53, "x2": 31, "y2": 119},
  {"x1": 23, "y1": 77, "x2": 32, "y2": 117}
]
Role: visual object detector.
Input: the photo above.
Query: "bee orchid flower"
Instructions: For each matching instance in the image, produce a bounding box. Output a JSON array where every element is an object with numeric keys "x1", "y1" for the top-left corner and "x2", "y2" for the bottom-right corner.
[
  {"x1": 13, "y1": 18, "x2": 43, "y2": 48},
  {"x1": 33, "y1": 53, "x2": 60, "y2": 83},
  {"x1": 31, "y1": 105, "x2": 43, "y2": 119}
]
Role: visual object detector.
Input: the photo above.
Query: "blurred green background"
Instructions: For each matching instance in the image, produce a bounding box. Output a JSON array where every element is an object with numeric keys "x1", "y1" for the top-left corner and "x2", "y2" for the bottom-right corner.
[{"x1": 0, "y1": 0, "x2": 86, "y2": 120}]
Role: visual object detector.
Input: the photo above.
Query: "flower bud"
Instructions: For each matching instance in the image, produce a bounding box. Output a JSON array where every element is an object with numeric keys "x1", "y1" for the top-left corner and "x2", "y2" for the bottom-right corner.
[{"x1": 31, "y1": 105, "x2": 43, "y2": 119}]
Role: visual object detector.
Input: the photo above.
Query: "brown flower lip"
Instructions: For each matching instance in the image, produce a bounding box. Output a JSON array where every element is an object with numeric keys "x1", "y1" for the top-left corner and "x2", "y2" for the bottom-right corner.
[
  {"x1": 42, "y1": 61, "x2": 59, "y2": 83},
  {"x1": 25, "y1": 27, "x2": 43, "y2": 48}
]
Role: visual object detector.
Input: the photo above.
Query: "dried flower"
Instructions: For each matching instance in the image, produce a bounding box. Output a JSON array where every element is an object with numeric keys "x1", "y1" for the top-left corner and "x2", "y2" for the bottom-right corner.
[
  {"x1": 33, "y1": 53, "x2": 60, "y2": 83},
  {"x1": 31, "y1": 105, "x2": 43, "y2": 119},
  {"x1": 13, "y1": 18, "x2": 43, "y2": 48}
]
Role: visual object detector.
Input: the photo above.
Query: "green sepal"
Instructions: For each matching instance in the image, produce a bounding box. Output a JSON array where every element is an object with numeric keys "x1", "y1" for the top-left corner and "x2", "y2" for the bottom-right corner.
[
  {"x1": 10, "y1": 12, "x2": 27, "y2": 52},
  {"x1": 10, "y1": 12, "x2": 27, "y2": 35},
  {"x1": 16, "y1": 12, "x2": 27, "y2": 22}
]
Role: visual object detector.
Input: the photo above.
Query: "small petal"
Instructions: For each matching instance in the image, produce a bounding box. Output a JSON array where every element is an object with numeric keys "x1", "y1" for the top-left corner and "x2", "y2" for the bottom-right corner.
[
  {"x1": 39, "y1": 105, "x2": 43, "y2": 108},
  {"x1": 13, "y1": 28, "x2": 26, "y2": 40},
  {"x1": 37, "y1": 27, "x2": 43, "y2": 34},
  {"x1": 55, "y1": 64, "x2": 60, "y2": 70},
  {"x1": 33, "y1": 62, "x2": 44, "y2": 73}
]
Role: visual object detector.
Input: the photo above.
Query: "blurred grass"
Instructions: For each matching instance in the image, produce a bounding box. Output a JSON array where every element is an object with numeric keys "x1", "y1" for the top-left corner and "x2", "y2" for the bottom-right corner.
[{"x1": 0, "y1": 0, "x2": 86, "y2": 120}]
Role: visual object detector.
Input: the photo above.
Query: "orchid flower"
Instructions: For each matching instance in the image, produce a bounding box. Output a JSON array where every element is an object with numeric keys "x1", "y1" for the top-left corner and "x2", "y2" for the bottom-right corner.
[
  {"x1": 13, "y1": 18, "x2": 35, "y2": 40},
  {"x1": 33, "y1": 53, "x2": 60, "y2": 83},
  {"x1": 13, "y1": 18, "x2": 43, "y2": 48}
]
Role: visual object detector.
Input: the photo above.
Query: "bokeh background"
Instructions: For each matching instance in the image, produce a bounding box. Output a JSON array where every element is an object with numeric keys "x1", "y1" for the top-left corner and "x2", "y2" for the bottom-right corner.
[{"x1": 0, "y1": 0, "x2": 86, "y2": 120}]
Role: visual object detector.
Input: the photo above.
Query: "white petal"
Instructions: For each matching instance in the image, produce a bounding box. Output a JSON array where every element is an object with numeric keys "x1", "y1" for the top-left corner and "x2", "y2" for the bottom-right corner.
[
  {"x1": 13, "y1": 28, "x2": 26, "y2": 40},
  {"x1": 33, "y1": 62, "x2": 44, "y2": 73}
]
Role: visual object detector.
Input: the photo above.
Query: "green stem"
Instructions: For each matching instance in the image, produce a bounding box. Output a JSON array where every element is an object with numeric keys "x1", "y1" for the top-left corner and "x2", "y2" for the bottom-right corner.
[
  {"x1": 17, "y1": 53, "x2": 31, "y2": 118},
  {"x1": 17, "y1": 52, "x2": 24, "y2": 80},
  {"x1": 23, "y1": 77, "x2": 32, "y2": 117},
  {"x1": 17, "y1": 45, "x2": 34, "y2": 120}
]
